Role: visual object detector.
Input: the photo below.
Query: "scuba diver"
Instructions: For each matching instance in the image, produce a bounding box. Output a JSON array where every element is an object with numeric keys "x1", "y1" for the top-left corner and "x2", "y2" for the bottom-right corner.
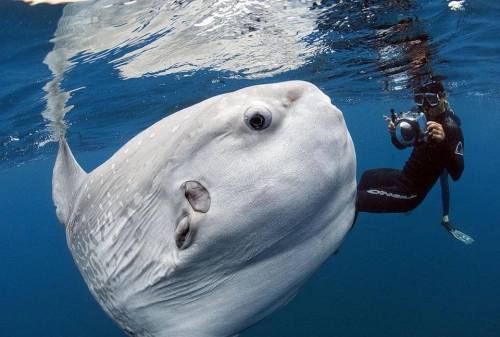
[
  {"x1": 356, "y1": 80, "x2": 473, "y2": 244},
  {"x1": 356, "y1": 79, "x2": 463, "y2": 213},
  {"x1": 312, "y1": 0, "x2": 473, "y2": 243}
]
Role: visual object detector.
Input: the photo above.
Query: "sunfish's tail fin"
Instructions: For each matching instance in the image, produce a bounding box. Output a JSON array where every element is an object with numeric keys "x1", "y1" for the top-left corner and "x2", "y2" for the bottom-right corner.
[{"x1": 53, "y1": 138, "x2": 87, "y2": 226}]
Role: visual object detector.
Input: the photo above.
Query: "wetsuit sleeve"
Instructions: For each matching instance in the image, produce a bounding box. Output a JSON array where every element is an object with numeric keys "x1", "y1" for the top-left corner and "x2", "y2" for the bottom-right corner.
[{"x1": 444, "y1": 119, "x2": 464, "y2": 181}]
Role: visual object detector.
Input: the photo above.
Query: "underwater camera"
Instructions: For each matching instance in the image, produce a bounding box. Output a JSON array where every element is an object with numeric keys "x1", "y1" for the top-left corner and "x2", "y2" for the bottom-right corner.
[{"x1": 390, "y1": 109, "x2": 428, "y2": 147}]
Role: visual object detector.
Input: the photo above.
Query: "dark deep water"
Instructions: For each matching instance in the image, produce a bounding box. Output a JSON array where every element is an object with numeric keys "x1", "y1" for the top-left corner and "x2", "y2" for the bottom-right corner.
[{"x1": 1, "y1": 1, "x2": 500, "y2": 336}]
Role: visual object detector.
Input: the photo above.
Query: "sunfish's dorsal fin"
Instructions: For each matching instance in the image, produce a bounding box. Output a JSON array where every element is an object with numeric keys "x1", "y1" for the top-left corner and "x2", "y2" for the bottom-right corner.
[{"x1": 53, "y1": 139, "x2": 87, "y2": 226}]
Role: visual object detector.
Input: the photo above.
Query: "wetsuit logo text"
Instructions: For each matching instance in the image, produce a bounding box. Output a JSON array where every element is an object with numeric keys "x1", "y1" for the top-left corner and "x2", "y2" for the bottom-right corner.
[{"x1": 366, "y1": 189, "x2": 418, "y2": 200}]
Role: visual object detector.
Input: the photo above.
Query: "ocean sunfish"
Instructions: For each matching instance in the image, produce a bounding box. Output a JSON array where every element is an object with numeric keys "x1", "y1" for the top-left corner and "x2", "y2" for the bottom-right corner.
[{"x1": 52, "y1": 81, "x2": 356, "y2": 337}]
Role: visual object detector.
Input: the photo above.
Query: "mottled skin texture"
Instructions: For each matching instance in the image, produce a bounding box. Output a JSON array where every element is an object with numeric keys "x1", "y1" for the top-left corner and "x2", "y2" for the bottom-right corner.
[{"x1": 53, "y1": 81, "x2": 357, "y2": 337}]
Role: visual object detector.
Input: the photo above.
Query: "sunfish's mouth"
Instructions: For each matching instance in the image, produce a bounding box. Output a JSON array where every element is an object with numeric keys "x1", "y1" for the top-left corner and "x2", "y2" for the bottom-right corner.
[{"x1": 175, "y1": 181, "x2": 210, "y2": 249}]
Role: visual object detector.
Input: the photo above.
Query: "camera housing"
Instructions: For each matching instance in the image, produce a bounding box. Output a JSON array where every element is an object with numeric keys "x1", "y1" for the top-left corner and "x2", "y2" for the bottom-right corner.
[{"x1": 391, "y1": 110, "x2": 428, "y2": 147}]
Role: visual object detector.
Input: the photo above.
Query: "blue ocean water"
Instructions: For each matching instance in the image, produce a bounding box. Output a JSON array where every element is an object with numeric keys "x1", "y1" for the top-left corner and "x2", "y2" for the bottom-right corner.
[{"x1": 1, "y1": 1, "x2": 499, "y2": 336}]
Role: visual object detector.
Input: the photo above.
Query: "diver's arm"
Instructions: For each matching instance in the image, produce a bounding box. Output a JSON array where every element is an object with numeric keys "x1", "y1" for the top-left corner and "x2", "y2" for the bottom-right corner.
[{"x1": 445, "y1": 120, "x2": 464, "y2": 181}]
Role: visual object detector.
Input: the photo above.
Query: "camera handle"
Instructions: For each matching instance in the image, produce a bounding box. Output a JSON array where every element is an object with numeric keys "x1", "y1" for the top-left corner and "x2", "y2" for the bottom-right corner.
[{"x1": 390, "y1": 108, "x2": 398, "y2": 123}]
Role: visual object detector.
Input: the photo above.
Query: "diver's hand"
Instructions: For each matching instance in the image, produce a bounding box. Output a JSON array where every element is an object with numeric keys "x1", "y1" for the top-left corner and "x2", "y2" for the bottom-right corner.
[
  {"x1": 388, "y1": 121, "x2": 395, "y2": 133},
  {"x1": 427, "y1": 121, "x2": 445, "y2": 142}
]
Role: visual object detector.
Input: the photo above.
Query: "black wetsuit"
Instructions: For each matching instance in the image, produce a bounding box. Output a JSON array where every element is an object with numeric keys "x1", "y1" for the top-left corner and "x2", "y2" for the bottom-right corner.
[{"x1": 356, "y1": 110, "x2": 464, "y2": 213}]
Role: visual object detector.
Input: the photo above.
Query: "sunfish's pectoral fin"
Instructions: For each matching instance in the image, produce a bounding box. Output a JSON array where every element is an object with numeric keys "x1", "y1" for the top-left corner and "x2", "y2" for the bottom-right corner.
[{"x1": 53, "y1": 139, "x2": 87, "y2": 226}]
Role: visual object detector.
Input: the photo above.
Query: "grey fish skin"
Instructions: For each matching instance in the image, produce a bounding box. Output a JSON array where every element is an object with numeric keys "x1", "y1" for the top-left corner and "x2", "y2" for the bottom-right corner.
[{"x1": 53, "y1": 81, "x2": 357, "y2": 337}]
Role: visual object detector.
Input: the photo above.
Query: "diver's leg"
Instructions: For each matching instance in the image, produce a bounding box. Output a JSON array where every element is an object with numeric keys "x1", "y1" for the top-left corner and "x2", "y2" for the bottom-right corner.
[
  {"x1": 356, "y1": 169, "x2": 424, "y2": 213},
  {"x1": 358, "y1": 168, "x2": 401, "y2": 189}
]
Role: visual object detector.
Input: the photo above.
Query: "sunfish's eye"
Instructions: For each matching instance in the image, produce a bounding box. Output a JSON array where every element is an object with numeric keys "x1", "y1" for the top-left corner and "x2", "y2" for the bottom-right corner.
[{"x1": 244, "y1": 106, "x2": 272, "y2": 131}]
